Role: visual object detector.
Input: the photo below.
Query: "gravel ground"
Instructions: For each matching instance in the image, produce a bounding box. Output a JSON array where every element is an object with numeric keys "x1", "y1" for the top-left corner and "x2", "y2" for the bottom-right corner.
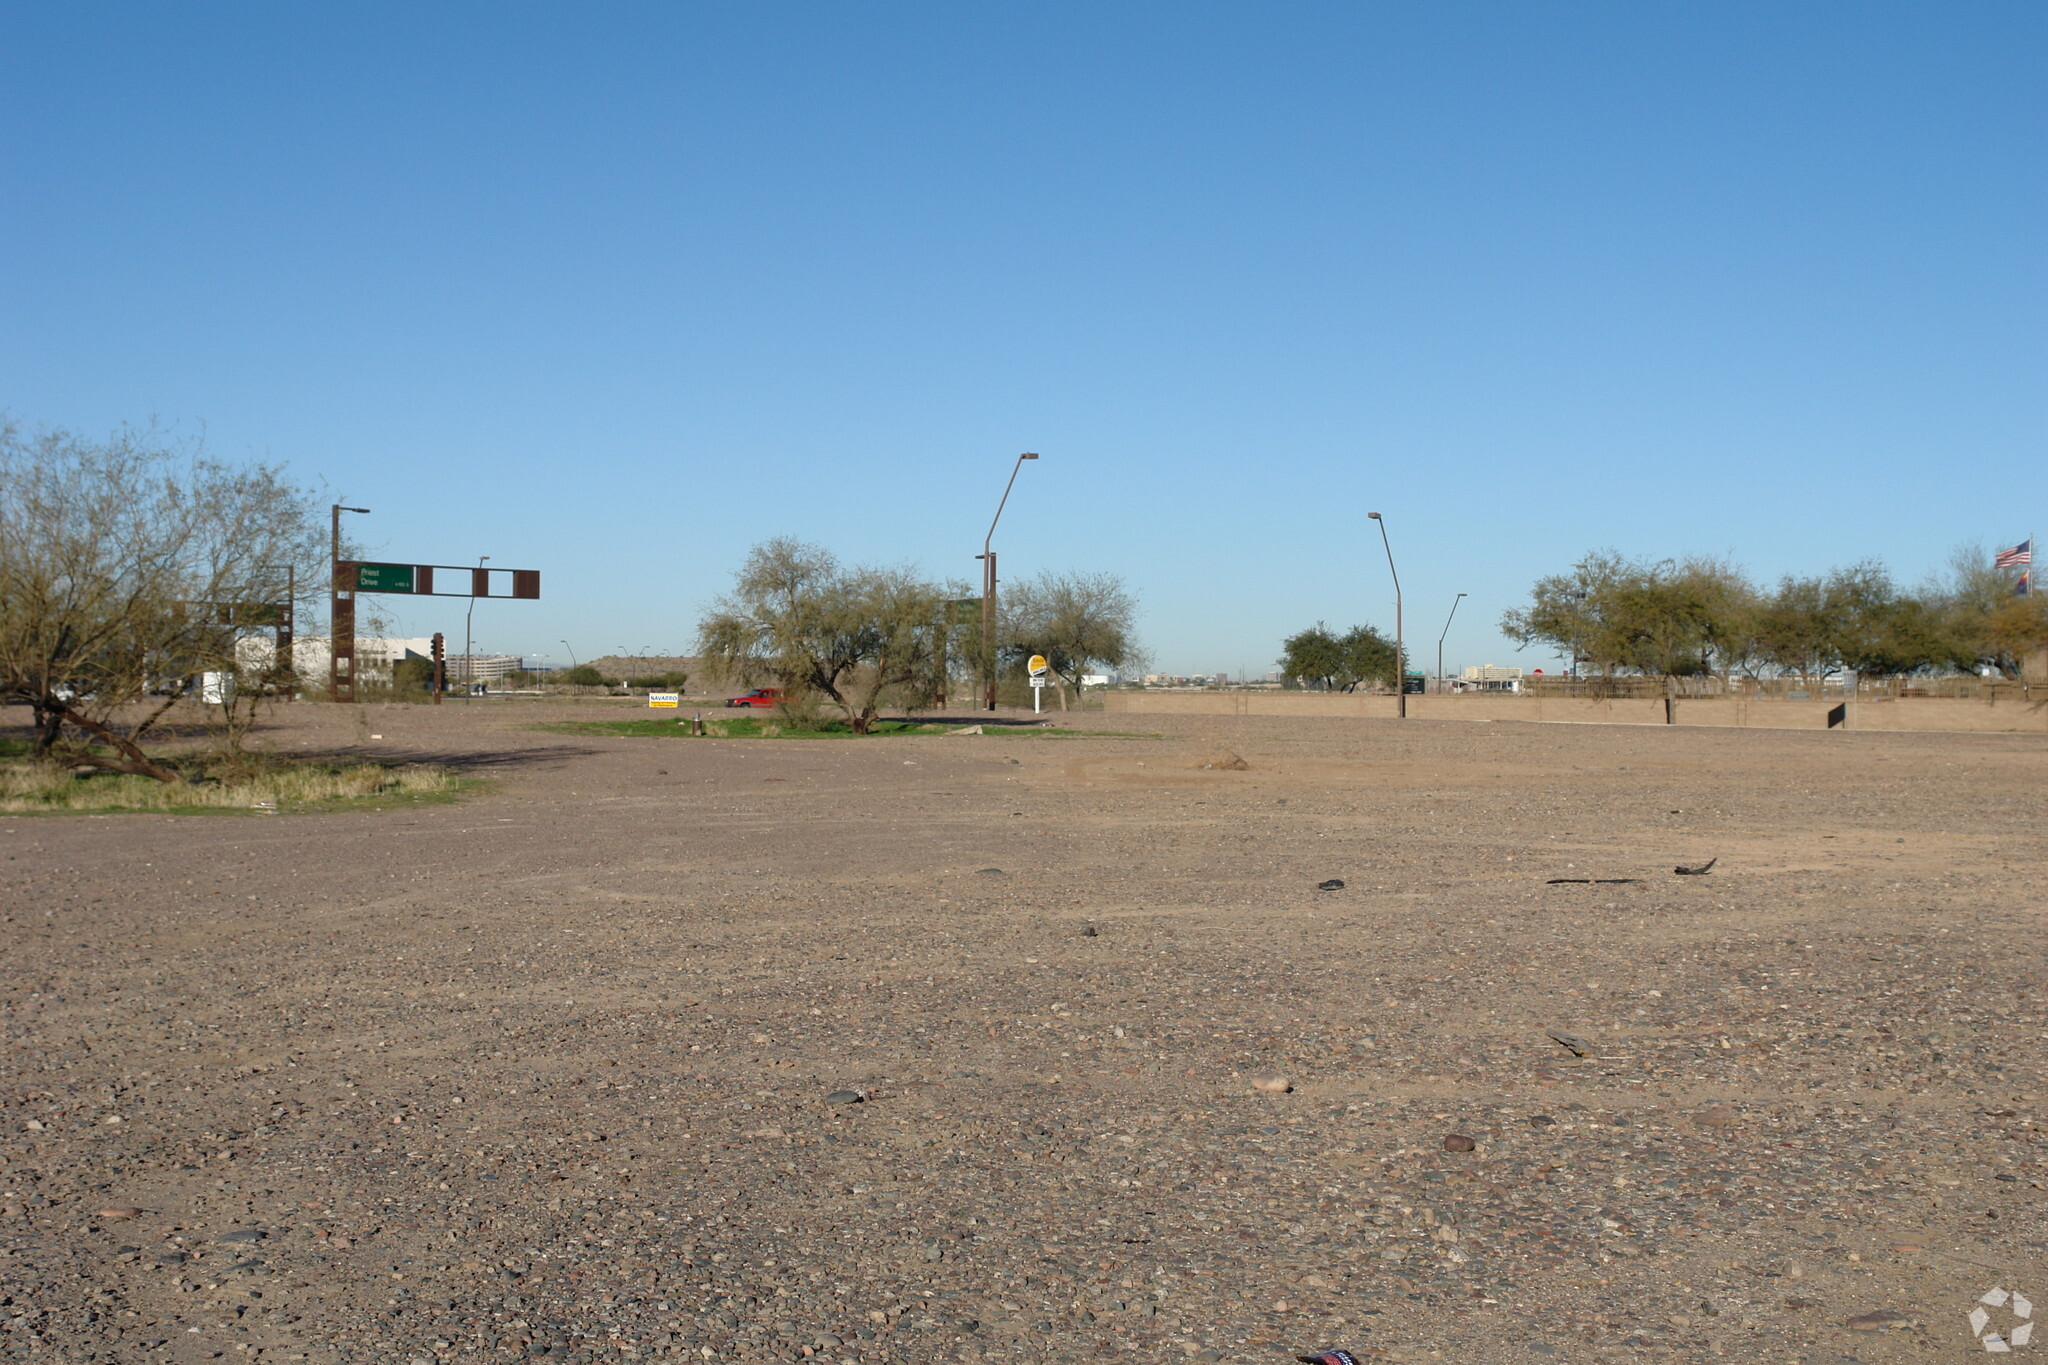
[{"x1": 2, "y1": 699, "x2": 2043, "y2": 1364}]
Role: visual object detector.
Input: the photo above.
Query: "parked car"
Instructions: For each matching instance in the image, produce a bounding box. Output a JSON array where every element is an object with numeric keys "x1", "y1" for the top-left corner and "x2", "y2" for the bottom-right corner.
[{"x1": 725, "y1": 687, "x2": 785, "y2": 709}]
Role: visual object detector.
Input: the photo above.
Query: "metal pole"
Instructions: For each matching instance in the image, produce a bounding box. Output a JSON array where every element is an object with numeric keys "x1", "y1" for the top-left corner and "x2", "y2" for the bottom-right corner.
[
  {"x1": 980, "y1": 452, "x2": 1038, "y2": 711},
  {"x1": 1437, "y1": 592, "x2": 1466, "y2": 693},
  {"x1": 281, "y1": 564, "x2": 295, "y2": 701},
  {"x1": 329, "y1": 505, "x2": 369, "y2": 702},
  {"x1": 1368, "y1": 512, "x2": 1404, "y2": 718},
  {"x1": 561, "y1": 640, "x2": 578, "y2": 667},
  {"x1": 329, "y1": 505, "x2": 340, "y2": 700},
  {"x1": 463, "y1": 557, "x2": 490, "y2": 696},
  {"x1": 980, "y1": 550, "x2": 996, "y2": 710}
]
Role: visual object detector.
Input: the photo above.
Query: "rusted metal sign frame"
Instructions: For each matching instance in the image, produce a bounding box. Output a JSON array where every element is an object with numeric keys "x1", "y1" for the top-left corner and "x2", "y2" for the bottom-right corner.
[
  {"x1": 329, "y1": 562, "x2": 540, "y2": 702},
  {"x1": 340, "y1": 562, "x2": 541, "y2": 599}
]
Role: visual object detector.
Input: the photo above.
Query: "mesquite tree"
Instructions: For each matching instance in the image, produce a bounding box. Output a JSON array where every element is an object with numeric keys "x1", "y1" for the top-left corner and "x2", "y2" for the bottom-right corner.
[
  {"x1": 0, "y1": 420, "x2": 325, "y2": 779},
  {"x1": 697, "y1": 538, "x2": 954, "y2": 733},
  {"x1": 999, "y1": 570, "x2": 1143, "y2": 709}
]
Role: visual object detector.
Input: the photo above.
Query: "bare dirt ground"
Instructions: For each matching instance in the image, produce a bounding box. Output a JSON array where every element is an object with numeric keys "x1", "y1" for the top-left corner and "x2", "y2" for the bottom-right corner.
[{"x1": 3, "y1": 699, "x2": 2044, "y2": 1365}]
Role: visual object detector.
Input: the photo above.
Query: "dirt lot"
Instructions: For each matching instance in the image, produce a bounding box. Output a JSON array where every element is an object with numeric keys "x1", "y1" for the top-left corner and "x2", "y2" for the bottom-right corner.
[{"x1": 3, "y1": 700, "x2": 2043, "y2": 1364}]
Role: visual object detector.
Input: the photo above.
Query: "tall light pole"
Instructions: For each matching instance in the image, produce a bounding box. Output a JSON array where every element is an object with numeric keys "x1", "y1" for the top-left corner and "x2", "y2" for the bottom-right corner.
[
  {"x1": 977, "y1": 452, "x2": 1039, "y2": 711},
  {"x1": 560, "y1": 640, "x2": 578, "y2": 667},
  {"x1": 463, "y1": 555, "x2": 490, "y2": 694},
  {"x1": 1437, "y1": 592, "x2": 1467, "y2": 693},
  {"x1": 329, "y1": 504, "x2": 370, "y2": 702},
  {"x1": 1367, "y1": 512, "x2": 1405, "y2": 718}
]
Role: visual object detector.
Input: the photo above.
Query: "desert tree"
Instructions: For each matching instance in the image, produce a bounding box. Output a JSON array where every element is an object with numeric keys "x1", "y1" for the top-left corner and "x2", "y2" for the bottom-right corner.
[
  {"x1": 1924, "y1": 544, "x2": 2035, "y2": 677},
  {"x1": 1752, "y1": 574, "x2": 1837, "y2": 685},
  {"x1": 1505, "y1": 552, "x2": 1755, "y2": 688},
  {"x1": 998, "y1": 570, "x2": 1142, "y2": 709},
  {"x1": 1820, "y1": 561, "x2": 1971, "y2": 680},
  {"x1": 0, "y1": 419, "x2": 326, "y2": 779},
  {"x1": 1278, "y1": 623, "x2": 1343, "y2": 691},
  {"x1": 696, "y1": 537, "x2": 953, "y2": 733},
  {"x1": 1277, "y1": 621, "x2": 1399, "y2": 692},
  {"x1": 1498, "y1": 551, "x2": 1634, "y2": 675},
  {"x1": 1987, "y1": 594, "x2": 2048, "y2": 674}
]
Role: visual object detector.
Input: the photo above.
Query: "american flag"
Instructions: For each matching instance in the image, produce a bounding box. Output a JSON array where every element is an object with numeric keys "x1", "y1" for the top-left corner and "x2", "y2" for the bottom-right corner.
[{"x1": 1994, "y1": 538, "x2": 2033, "y2": 568}]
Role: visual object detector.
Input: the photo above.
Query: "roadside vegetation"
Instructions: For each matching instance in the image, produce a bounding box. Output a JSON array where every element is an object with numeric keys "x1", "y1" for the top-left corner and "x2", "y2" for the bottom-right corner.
[
  {"x1": 1500, "y1": 548, "x2": 2048, "y2": 685},
  {"x1": 1277, "y1": 622, "x2": 1402, "y2": 692},
  {"x1": 0, "y1": 417, "x2": 337, "y2": 777},
  {"x1": 696, "y1": 539, "x2": 1145, "y2": 732},
  {"x1": 0, "y1": 747, "x2": 462, "y2": 815},
  {"x1": 533, "y1": 717, "x2": 1159, "y2": 741}
]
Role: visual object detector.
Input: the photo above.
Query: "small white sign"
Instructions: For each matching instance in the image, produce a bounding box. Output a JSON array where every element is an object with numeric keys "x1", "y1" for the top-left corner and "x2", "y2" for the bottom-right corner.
[
  {"x1": 1030, "y1": 678, "x2": 1045, "y2": 689},
  {"x1": 648, "y1": 692, "x2": 680, "y2": 709}
]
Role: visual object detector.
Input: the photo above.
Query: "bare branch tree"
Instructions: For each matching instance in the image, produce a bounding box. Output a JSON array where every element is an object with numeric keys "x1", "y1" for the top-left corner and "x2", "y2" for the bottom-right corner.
[
  {"x1": 998, "y1": 570, "x2": 1143, "y2": 710},
  {"x1": 696, "y1": 538, "x2": 955, "y2": 733},
  {"x1": 0, "y1": 419, "x2": 325, "y2": 780}
]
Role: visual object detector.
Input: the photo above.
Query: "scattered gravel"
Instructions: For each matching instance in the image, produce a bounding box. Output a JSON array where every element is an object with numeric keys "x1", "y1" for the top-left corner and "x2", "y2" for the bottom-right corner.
[{"x1": 2, "y1": 700, "x2": 2041, "y2": 1363}]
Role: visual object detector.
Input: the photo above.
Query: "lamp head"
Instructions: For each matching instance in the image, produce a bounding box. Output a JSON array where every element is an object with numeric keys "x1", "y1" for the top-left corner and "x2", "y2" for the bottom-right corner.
[
  {"x1": 1020, "y1": 452, "x2": 1039, "y2": 459},
  {"x1": 342, "y1": 506, "x2": 370, "y2": 514},
  {"x1": 1367, "y1": 512, "x2": 1382, "y2": 520}
]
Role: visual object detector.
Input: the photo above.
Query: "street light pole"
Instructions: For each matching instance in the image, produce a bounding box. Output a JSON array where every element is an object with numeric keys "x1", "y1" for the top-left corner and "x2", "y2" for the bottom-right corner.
[
  {"x1": 329, "y1": 504, "x2": 370, "y2": 702},
  {"x1": 978, "y1": 452, "x2": 1039, "y2": 711},
  {"x1": 560, "y1": 640, "x2": 578, "y2": 667},
  {"x1": 463, "y1": 556, "x2": 490, "y2": 695},
  {"x1": 1367, "y1": 512, "x2": 1405, "y2": 718},
  {"x1": 1437, "y1": 592, "x2": 1467, "y2": 693}
]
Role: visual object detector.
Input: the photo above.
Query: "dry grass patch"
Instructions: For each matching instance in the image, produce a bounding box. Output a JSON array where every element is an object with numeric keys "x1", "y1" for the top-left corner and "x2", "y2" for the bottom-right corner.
[{"x1": 0, "y1": 760, "x2": 462, "y2": 814}]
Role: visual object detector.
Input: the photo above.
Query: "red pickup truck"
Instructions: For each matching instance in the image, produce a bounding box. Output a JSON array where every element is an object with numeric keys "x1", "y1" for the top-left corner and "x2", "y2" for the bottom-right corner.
[{"x1": 725, "y1": 688, "x2": 785, "y2": 709}]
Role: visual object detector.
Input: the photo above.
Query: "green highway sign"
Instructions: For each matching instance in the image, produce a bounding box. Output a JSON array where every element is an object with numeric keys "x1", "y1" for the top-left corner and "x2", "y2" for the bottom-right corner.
[{"x1": 355, "y1": 562, "x2": 416, "y2": 593}]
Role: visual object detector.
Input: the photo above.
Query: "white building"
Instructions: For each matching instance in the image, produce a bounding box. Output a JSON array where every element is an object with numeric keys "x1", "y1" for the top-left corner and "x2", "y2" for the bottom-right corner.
[
  {"x1": 237, "y1": 636, "x2": 436, "y2": 684},
  {"x1": 1458, "y1": 664, "x2": 1524, "y2": 693}
]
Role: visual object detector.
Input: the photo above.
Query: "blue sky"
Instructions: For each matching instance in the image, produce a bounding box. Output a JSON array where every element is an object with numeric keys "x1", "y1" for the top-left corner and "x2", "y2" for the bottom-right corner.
[{"x1": 4, "y1": 3, "x2": 2041, "y2": 675}]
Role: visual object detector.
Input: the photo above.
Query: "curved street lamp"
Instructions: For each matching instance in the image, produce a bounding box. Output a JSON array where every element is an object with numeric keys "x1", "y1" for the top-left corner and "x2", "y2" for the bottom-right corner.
[
  {"x1": 1367, "y1": 512, "x2": 1404, "y2": 718},
  {"x1": 977, "y1": 452, "x2": 1039, "y2": 711},
  {"x1": 1437, "y1": 592, "x2": 1467, "y2": 692}
]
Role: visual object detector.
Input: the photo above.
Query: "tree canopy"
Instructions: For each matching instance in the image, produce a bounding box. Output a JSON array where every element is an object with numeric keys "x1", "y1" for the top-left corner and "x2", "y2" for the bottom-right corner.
[
  {"x1": 1502, "y1": 547, "x2": 2026, "y2": 683},
  {"x1": 696, "y1": 538, "x2": 954, "y2": 733},
  {"x1": 998, "y1": 570, "x2": 1142, "y2": 708},
  {"x1": 0, "y1": 420, "x2": 326, "y2": 778},
  {"x1": 1278, "y1": 621, "x2": 1400, "y2": 692}
]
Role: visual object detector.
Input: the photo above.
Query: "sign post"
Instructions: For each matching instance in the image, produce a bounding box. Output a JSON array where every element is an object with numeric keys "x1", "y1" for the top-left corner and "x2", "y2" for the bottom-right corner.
[
  {"x1": 330, "y1": 560, "x2": 543, "y2": 701},
  {"x1": 1028, "y1": 653, "x2": 1050, "y2": 715}
]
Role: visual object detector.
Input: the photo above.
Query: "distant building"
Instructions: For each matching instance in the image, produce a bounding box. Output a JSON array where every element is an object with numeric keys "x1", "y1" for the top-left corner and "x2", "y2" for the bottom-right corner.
[
  {"x1": 236, "y1": 636, "x2": 529, "y2": 685},
  {"x1": 238, "y1": 635, "x2": 435, "y2": 684},
  {"x1": 1457, "y1": 664, "x2": 1524, "y2": 694}
]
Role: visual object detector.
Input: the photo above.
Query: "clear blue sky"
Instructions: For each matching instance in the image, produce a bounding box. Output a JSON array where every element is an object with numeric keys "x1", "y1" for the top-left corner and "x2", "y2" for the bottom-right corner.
[{"x1": 4, "y1": 3, "x2": 2041, "y2": 675}]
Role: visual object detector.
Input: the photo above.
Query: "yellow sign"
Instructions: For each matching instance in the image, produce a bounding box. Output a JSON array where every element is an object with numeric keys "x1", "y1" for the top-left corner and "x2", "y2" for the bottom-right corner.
[
  {"x1": 1028, "y1": 654, "x2": 1049, "y2": 674},
  {"x1": 648, "y1": 692, "x2": 680, "y2": 708}
]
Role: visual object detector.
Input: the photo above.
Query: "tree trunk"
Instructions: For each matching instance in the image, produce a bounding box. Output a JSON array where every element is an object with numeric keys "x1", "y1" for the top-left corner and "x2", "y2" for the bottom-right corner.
[
  {"x1": 52, "y1": 703, "x2": 183, "y2": 783},
  {"x1": 30, "y1": 704, "x2": 63, "y2": 755}
]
